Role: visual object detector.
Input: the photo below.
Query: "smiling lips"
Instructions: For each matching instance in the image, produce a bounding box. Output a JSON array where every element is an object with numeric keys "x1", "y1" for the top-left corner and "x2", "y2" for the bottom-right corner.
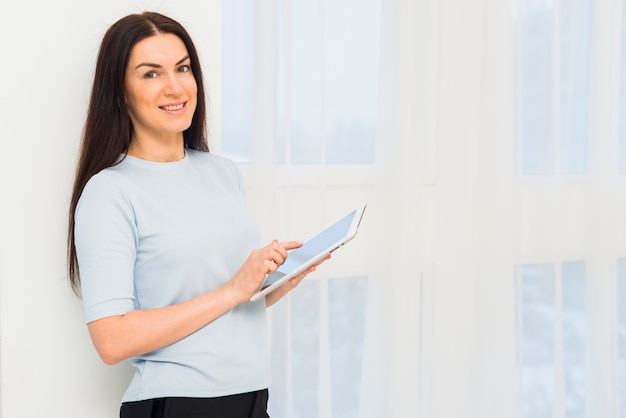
[{"x1": 161, "y1": 102, "x2": 185, "y2": 111}]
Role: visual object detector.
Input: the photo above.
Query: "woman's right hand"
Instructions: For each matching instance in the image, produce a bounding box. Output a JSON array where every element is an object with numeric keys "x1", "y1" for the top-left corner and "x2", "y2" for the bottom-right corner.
[{"x1": 227, "y1": 240, "x2": 303, "y2": 304}]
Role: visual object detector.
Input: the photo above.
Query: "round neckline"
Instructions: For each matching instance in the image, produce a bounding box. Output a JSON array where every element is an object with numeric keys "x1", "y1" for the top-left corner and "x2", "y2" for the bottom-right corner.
[{"x1": 118, "y1": 150, "x2": 190, "y2": 169}]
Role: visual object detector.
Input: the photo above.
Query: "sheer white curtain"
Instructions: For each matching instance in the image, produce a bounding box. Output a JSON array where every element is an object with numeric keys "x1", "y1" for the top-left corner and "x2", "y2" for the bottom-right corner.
[{"x1": 219, "y1": 0, "x2": 624, "y2": 417}]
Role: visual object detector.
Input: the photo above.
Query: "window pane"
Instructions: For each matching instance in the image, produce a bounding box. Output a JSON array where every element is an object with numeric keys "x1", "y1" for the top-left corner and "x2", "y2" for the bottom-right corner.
[
  {"x1": 291, "y1": 280, "x2": 321, "y2": 417},
  {"x1": 562, "y1": 261, "x2": 586, "y2": 418},
  {"x1": 269, "y1": 300, "x2": 289, "y2": 418},
  {"x1": 520, "y1": 263, "x2": 555, "y2": 418},
  {"x1": 559, "y1": 1, "x2": 591, "y2": 176},
  {"x1": 618, "y1": 259, "x2": 626, "y2": 417},
  {"x1": 290, "y1": 1, "x2": 323, "y2": 164},
  {"x1": 285, "y1": 0, "x2": 380, "y2": 164},
  {"x1": 221, "y1": 0, "x2": 255, "y2": 162},
  {"x1": 328, "y1": 277, "x2": 368, "y2": 418},
  {"x1": 323, "y1": 0, "x2": 380, "y2": 164},
  {"x1": 275, "y1": 3, "x2": 287, "y2": 163},
  {"x1": 520, "y1": 3, "x2": 555, "y2": 176},
  {"x1": 620, "y1": 1, "x2": 626, "y2": 175},
  {"x1": 223, "y1": 0, "x2": 380, "y2": 165}
]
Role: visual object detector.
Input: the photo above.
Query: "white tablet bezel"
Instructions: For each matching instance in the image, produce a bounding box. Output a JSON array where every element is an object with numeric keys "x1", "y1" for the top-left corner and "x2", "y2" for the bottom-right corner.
[{"x1": 249, "y1": 203, "x2": 367, "y2": 302}]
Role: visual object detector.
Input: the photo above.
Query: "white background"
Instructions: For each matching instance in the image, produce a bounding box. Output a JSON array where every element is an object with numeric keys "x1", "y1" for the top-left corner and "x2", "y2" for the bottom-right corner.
[{"x1": 0, "y1": 2, "x2": 221, "y2": 417}]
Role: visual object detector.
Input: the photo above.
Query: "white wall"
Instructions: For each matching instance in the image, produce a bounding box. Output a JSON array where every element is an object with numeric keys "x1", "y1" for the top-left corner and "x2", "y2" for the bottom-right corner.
[{"x1": 0, "y1": 2, "x2": 221, "y2": 416}]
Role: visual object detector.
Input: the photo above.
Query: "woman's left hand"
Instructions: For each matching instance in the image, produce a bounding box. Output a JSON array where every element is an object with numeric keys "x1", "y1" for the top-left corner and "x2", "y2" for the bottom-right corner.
[{"x1": 264, "y1": 254, "x2": 331, "y2": 307}]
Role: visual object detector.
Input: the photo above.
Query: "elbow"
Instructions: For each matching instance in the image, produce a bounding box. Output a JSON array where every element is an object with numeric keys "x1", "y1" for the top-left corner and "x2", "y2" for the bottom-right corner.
[
  {"x1": 88, "y1": 316, "x2": 130, "y2": 366},
  {"x1": 94, "y1": 343, "x2": 126, "y2": 366},
  {"x1": 103, "y1": 357, "x2": 122, "y2": 366},
  {"x1": 100, "y1": 352, "x2": 123, "y2": 366}
]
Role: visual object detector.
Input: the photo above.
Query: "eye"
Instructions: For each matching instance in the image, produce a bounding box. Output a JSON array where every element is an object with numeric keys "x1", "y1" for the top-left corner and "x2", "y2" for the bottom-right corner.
[
  {"x1": 143, "y1": 71, "x2": 158, "y2": 79},
  {"x1": 177, "y1": 65, "x2": 191, "y2": 73}
]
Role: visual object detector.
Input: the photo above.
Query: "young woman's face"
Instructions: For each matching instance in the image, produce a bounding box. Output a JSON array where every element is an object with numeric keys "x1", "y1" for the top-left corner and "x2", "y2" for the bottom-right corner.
[{"x1": 124, "y1": 33, "x2": 197, "y2": 142}]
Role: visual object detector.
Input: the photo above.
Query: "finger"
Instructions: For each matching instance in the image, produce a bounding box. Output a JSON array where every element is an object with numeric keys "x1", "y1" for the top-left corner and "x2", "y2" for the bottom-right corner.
[
  {"x1": 264, "y1": 259, "x2": 278, "y2": 274},
  {"x1": 267, "y1": 248, "x2": 286, "y2": 266},
  {"x1": 278, "y1": 241, "x2": 304, "y2": 251},
  {"x1": 289, "y1": 273, "x2": 307, "y2": 286},
  {"x1": 266, "y1": 240, "x2": 299, "y2": 266},
  {"x1": 310, "y1": 254, "x2": 331, "y2": 268},
  {"x1": 267, "y1": 240, "x2": 289, "y2": 262}
]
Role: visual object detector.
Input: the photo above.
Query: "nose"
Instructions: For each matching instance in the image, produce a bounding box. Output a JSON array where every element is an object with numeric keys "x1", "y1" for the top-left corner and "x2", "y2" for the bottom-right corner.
[{"x1": 164, "y1": 73, "x2": 184, "y2": 96}]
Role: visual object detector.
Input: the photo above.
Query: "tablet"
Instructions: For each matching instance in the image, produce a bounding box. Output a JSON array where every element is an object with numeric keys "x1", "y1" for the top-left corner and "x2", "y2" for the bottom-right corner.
[{"x1": 250, "y1": 203, "x2": 367, "y2": 302}]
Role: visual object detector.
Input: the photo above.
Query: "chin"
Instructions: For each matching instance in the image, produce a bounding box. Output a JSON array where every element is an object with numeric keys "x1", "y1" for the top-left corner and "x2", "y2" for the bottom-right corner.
[{"x1": 170, "y1": 122, "x2": 194, "y2": 134}]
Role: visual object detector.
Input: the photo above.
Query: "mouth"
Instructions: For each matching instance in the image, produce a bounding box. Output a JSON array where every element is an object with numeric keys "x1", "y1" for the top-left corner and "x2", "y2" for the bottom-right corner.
[{"x1": 160, "y1": 102, "x2": 186, "y2": 111}]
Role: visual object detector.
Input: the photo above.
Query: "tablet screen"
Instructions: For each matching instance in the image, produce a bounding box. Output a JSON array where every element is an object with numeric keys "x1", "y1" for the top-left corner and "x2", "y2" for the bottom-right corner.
[{"x1": 262, "y1": 210, "x2": 356, "y2": 287}]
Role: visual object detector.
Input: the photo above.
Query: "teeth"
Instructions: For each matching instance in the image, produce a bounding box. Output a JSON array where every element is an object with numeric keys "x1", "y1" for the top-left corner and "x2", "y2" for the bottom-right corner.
[{"x1": 162, "y1": 103, "x2": 184, "y2": 111}]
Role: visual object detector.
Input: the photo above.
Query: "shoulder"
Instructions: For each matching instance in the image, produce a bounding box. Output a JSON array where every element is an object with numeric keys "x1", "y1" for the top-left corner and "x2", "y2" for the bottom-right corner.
[
  {"x1": 82, "y1": 166, "x2": 128, "y2": 196},
  {"x1": 187, "y1": 149, "x2": 238, "y2": 169},
  {"x1": 187, "y1": 150, "x2": 242, "y2": 180},
  {"x1": 77, "y1": 165, "x2": 135, "y2": 215}
]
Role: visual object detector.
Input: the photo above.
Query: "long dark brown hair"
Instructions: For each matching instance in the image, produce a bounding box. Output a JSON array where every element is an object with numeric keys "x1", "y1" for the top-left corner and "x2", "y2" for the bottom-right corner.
[{"x1": 67, "y1": 12, "x2": 209, "y2": 296}]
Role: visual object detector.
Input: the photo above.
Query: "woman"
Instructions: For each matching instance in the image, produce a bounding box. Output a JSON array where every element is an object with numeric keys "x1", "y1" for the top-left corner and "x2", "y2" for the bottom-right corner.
[{"x1": 67, "y1": 12, "x2": 323, "y2": 417}]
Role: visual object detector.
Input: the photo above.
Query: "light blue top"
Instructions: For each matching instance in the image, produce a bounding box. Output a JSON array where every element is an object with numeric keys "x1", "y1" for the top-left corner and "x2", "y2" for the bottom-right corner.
[{"x1": 75, "y1": 150, "x2": 269, "y2": 402}]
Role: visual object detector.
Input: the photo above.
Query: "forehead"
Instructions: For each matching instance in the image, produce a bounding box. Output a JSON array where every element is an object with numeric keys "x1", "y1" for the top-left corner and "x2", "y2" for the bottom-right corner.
[{"x1": 128, "y1": 33, "x2": 189, "y2": 66}]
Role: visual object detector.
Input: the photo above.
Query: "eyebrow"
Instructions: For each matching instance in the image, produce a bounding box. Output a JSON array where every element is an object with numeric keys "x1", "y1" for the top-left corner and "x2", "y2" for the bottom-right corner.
[{"x1": 134, "y1": 55, "x2": 190, "y2": 70}]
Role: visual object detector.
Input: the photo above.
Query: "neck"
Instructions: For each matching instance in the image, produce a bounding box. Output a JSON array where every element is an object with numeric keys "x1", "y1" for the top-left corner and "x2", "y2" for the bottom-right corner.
[{"x1": 127, "y1": 134, "x2": 185, "y2": 162}]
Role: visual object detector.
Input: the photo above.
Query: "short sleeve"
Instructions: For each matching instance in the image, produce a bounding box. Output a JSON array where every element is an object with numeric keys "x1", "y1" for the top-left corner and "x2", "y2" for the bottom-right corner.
[{"x1": 75, "y1": 173, "x2": 138, "y2": 323}]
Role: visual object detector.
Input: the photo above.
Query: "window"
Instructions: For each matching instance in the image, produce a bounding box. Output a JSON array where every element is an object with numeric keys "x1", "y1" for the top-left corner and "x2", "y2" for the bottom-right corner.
[
  {"x1": 516, "y1": 261, "x2": 586, "y2": 418},
  {"x1": 518, "y1": 263, "x2": 556, "y2": 418},
  {"x1": 619, "y1": 0, "x2": 626, "y2": 175},
  {"x1": 290, "y1": 281, "x2": 321, "y2": 417},
  {"x1": 515, "y1": 0, "x2": 591, "y2": 176},
  {"x1": 267, "y1": 277, "x2": 368, "y2": 418},
  {"x1": 328, "y1": 277, "x2": 368, "y2": 417},
  {"x1": 617, "y1": 259, "x2": 626, "y2": 416},
  {"x1": 561, "y1": 262, "x2": 586, "y2": 418},
  {"x1": 221, "y1": 0, "x2": 380, "y2": 164},
  {"x1": 221, "y1": 0, "x2": 255, "y2": 161}
]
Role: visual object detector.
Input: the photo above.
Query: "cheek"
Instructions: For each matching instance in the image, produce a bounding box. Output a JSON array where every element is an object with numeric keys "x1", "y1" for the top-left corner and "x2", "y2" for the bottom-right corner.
[
  {"x1": 185, "y1": 75, "x2": 198, "y2": 96},
  {"x1": 187, "y1": 81, "x2": 199, "y2": 108},
  {"x1": 123, "y1": 86, "x2": 140, "y2": 111},
  {"x1": 123, "y1": 90, "x2": 147, "y2": 123},
  {"x1": 124, "y1": 97, "x2": 140, "y2": 119},
  {"x1": 189, "y1": 84, "x2": 198, "y2": 102}
]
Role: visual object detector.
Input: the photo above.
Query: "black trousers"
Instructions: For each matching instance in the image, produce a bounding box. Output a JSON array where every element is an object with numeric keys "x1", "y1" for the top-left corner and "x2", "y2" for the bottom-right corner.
[{"x1": 119, "y1": 389, "x2": 269, "y2": 418}]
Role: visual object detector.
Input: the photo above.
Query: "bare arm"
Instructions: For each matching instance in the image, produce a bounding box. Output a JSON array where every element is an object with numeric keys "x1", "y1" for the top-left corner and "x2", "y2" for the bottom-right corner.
[
  {"x1": 88, "y1": 285, "x2": 238, "y2": 365},
  {"x1": 88, "y1": 240, "x2": 301, "y2": 365}
]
